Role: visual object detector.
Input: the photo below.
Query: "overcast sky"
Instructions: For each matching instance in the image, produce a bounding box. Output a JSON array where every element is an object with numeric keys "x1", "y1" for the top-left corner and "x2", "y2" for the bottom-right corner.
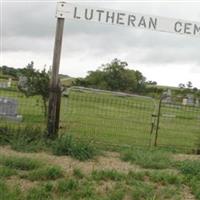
[{"x1": 1, "y1": 0, "x2": 200, "y2": 88}]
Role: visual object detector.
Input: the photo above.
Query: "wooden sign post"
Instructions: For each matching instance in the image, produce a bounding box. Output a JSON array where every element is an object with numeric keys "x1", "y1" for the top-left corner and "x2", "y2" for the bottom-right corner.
[{"x1": 47, "y1": 2, "x2": 66, "y2": 138}]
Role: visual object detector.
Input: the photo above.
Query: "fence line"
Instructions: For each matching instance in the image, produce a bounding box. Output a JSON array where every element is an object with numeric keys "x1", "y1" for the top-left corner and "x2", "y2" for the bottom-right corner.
[{"x1": 0, "y1": 85, "x2": 199, "y2": 150}]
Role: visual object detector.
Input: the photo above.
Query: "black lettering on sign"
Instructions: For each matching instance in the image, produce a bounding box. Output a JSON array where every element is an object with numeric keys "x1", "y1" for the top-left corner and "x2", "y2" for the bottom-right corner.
[
  {"x1": 184, "y1": 23, "x2": 192, "y2": 34},
  {"x1": 85, "y1": 9, "x2": 94, "y2": 20},
  {"x1": 74, "y1": 7, "x2": 81, "y2": 19},
  {"x1": 106, "y1": 11, "x2": 115, "y2": 23},
  {"x1": 96, "y1": 10, "x2": 105, "y2": 21},
  {"x1": 149, "y1": 17, "x2": 157, "y2": 29},
  {"x1": 194, "y1": 24, "x2": 200, "y2": 35},
  {"x1": 138, "y1": 16, "x2": 146, "y2": 28},
  {"x1": 174, "y1": 22, "x2": 182, "y2": 33},
  {"x1": 117, "y1": 13, "x2": 125, "y2": 25},
  {"x1": 128, "y1": 15, "x2": 136, "y2": 26}
]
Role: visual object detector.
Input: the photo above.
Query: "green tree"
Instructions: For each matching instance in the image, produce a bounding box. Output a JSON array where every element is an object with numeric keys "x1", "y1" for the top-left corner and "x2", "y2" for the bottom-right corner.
[
  {"x1": 74, "y1": 59, "x2": 146, "y2": 93},
  {"x1": 18, "y1": 65, "x2": 50, "y2": 117}
]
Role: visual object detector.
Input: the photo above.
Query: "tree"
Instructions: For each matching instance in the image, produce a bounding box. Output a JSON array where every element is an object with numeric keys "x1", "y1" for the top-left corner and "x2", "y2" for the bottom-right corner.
[
  {"x1": 74, "y1": 59, "x2": 146, "y2": 93},
  {"x1": 187, "y1": 81, "x2": 193, "y2": 89},
  {"x1": 178, "y1": 83, "x2": 185, "y2": 89},
  {"x1": 18, "y1": 64, "x2": 50, "y2": 117}
]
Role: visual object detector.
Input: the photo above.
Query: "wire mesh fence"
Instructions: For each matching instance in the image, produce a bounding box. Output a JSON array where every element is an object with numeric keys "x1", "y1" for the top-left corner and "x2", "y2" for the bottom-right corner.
[
  {"x1": 60, "y1": 87, "x2": 156, "y2": 148},
  {"x1": 0, "y1": 84, "x2": 200, "y2": 151},
  {"x1": 0, "y1": 85, "x2": 46, "y2": 130},
  {"x1": 157, "y1": 101, "x2": 200, "y2": 149}
]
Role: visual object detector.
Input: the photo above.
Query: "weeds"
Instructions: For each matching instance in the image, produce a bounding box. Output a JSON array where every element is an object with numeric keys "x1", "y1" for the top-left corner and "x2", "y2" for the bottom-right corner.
[
  {"x1": 121, "y1": 148, "x2": 172, "y2": 169},
  {"x1": 73, "y1": 168, "x2": 84, "y2": 179},
  {"x1": 0, "y1": 155, "x2": 41, "y2": 170},
  {"x1": 52, "y1": 134, "x2": 97, "y2": 161},
  {"x1": 57, "y1": 179, "x2": 78, "y2": 193},
  {"x1": 26, "y1": 186, "x2": 52, "y2": 200},
  {"x1": 92, "y1": 170, "x2": 125, "y2": 181},
  {"x1": 0, "y1": 166, "x2": 17, "y2": 178},
  {"x1": 10, "y1": 127, "x2": 47, "y2": 152},
  {"x1": 25, "y1": 166, "x2": 63, "y2": 181},
  {"x1": 176, "y1": 160, "x2": 200, "y2": 200},
  {"x1": 0, "y1": 180, "x2": 23, "y2": 200}
]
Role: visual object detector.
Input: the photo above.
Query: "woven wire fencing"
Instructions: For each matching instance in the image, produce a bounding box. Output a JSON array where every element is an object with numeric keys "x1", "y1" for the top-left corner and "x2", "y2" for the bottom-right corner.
[
  {"x1": 156, "y1": 101, "x2": 200, "y2": 150},
  {"x1": 60, "y1": 87, "x2": 156, "y2": 148},
  {"x1": 0, "y1": 83, "x2": 200, "y2": 151},
  {"x1": 0, "y1": 84, "x2": 47, "y2": 130}
]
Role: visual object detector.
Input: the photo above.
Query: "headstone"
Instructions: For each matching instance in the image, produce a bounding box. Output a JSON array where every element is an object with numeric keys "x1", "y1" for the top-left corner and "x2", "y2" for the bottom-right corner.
[
  {"x1": 162, "y1": 89, "x2": 172, "y2": 103},
  {"x1": 187, "y1": 94, "x2": 194, "y2": 106},
  {"x1": 0, "y1": 78, "x2": 12, "y2": 88},
  {"x1": 182, "y1": 98, "x2": 188, "y2": 106},
  {"x1": 195, "y1": 98, "x2": 199, "y2": 107},
  {"x1": 7, "y1": 78, "x2": 12, "y2": 87},
  {"x1": 0, "y1": 97, "x2": 22, "y2": 121},
  {"x1": 18, "y1": 76, "x2": 28, "y2": 91}
]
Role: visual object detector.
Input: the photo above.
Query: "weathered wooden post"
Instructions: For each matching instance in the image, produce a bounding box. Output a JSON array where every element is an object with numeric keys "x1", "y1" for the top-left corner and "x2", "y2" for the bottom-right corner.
[{"x1": 47, "y1": 2, "x2": 66, "y2": 138}]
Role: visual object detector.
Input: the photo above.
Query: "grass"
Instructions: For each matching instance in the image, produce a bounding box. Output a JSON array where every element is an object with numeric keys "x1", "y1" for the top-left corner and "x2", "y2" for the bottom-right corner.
[
  {"x1": 0, "y1": 166, "x2": 17, "y2": 178},
  {"x1": 92, "y1": 170, "x2": 125, "y2": 181},
  {"x1": 0, "y1": 148, "x2": 199, "y2": 200},
  {"x1": 0, "y1": 155, "x2": 42, "y2": 170},
  {"x1": 24, "y1": 166, "x2": 63, "y2": 181},
  {"x1": 0, "y1": 127, "x2": 98, "y2": 161},
  {"x1": 57, "y1": 179, "x2": 78, "y2": 193},
  {"x1": 52, "y1": 134, "x2": 97, "y2": 161},
  {"x1": 120, "y1": 147, "x2": 172, "y2": 169}
]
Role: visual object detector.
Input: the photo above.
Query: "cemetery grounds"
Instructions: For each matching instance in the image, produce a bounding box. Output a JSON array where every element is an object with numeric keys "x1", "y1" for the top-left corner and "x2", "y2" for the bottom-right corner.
[{"x1": 0, "y1": 82, "x2": 200, "y2": 199}]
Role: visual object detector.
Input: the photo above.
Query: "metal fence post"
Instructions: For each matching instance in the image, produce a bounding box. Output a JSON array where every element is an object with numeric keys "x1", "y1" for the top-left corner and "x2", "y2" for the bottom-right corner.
[{"x1": 154, "y1": 97, "x2": 162, "y2": 147}]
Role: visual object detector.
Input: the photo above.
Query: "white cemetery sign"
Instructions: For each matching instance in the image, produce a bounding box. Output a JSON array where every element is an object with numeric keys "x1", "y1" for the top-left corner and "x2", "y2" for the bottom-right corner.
[{"x1": 56, "y1": 2, "x2": 200, "y2": 37}]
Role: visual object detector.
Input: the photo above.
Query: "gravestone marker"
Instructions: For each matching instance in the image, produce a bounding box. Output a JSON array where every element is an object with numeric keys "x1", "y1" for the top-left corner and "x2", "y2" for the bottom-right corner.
[
  {"x1": 0, "y1": 78, "x2": 12, "y2": 89},
  {"x1": 0, "y1": 97, "x2": 22, "y2": 121},
  {"x1": 162, "y1": 89, "x2": 172, "y2": 103}
]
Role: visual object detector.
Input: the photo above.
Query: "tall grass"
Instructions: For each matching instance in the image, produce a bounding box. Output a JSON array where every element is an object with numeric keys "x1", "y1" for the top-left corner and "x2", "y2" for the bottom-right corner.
[
  {"x1": 121, "y1": 147, "x2": 172, "y2": 169},
  {"x1": 52, "y1": 134, "x2": 97, "y2": 161}
]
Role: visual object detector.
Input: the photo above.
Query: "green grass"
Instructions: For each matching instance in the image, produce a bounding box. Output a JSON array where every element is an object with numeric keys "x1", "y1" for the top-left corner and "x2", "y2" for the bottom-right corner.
[
  {"x1": 57, "y1": 179, "x2": 78, "y2": 193},
  {"x1": 1, "y1": 150, "x2": 198, "y2": 200},
  {"x1": 52, "y1": 134, "x2": 97, "y2": 161},
  {"x1": 26, "y1": 186, "x2": 52, "y2": 200},
  {"x1": 24, "y1": 166, "x2": 63, "y2": 181},
  {"x1": 0, "y1": 180, "x2": 23, "y2": 200},
  {"x1": 120, "y1": 148, "x2": 172, "y2": 169},
  {"x1": 0, "y1": 165, "x2": 17, "y2": 178},
  {"x1": 92, "y1": 170, "x2": 125, "y2": 181},
  {"x1": 0, "y1": 155, "x2": 42, "y2": 170}
]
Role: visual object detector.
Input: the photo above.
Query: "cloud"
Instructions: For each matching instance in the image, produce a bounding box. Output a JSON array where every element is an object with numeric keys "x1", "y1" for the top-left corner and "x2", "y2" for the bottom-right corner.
[{"x1": 1, "y1": 1, "x2": 200, "y2": 87}]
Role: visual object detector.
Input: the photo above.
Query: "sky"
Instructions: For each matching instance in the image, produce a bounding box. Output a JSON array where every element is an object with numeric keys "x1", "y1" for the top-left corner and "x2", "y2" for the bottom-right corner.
[{"x1": 1, "y1": 0, "x2": 200, "y2": 88}]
